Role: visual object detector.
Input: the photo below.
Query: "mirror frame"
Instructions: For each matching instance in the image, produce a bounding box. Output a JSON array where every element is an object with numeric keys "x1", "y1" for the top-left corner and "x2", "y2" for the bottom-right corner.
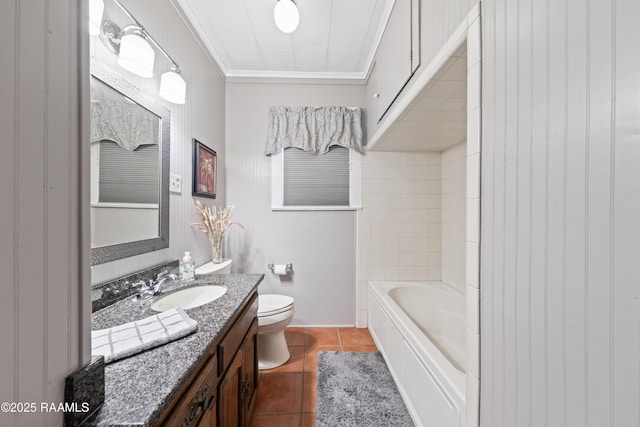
[{"x1": 90, "y1": 58, "x2": 170, "y2": 265}]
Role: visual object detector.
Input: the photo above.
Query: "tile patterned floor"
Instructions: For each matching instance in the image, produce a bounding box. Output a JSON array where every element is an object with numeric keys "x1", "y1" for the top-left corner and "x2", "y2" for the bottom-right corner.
[{"x1": 249, "y1": 327, "x2": 378, "y2": 427}]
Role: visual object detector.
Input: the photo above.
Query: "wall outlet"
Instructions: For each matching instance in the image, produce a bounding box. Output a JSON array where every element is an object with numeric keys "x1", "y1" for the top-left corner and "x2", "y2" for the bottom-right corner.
[{"x1": 170, "y1": 173, "x2": 182, "y2": 194}]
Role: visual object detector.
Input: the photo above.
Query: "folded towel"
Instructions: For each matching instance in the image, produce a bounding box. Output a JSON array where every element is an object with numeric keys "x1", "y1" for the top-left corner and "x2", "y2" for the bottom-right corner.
[{"x1": 91, "y1": 308, "x2": 197, "y2": 364}]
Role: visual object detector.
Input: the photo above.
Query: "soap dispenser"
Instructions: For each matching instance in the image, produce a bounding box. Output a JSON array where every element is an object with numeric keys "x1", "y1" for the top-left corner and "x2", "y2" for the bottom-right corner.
[{"x1": 180, "y1": 251, "x2": 195, "y2": 281}]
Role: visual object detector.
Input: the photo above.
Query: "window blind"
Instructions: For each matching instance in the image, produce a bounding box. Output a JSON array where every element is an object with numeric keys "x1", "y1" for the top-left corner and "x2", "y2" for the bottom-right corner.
[
  {"x1": 98, "y1": 140, "x2": 159, "y2": 203},
  {"x1": 283, "y1": 146, "x2": 350, "y2": 206}
]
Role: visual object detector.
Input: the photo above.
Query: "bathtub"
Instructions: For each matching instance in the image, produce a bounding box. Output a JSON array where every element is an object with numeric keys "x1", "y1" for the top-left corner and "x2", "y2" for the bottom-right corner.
[{"x1": 368, "y1": 281, "x2": 466, "y2": 427}]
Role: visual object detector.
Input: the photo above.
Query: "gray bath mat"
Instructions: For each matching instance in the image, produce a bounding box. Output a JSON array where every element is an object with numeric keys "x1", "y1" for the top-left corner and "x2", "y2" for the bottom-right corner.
[{"x1": 315, "y1": 351, "x2": 415, "y2": 427}]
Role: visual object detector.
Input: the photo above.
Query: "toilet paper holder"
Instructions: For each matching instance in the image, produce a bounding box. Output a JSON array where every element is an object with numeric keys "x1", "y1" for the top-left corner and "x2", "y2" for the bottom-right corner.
[{"x1": 267, "y1": 263, "x2": 293, "y2": 273}]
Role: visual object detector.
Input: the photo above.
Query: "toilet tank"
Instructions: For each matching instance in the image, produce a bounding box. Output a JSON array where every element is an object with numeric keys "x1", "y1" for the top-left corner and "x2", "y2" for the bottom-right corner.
[{"x1": 195, "y1": 259, "x2": 232, "y2": 276}]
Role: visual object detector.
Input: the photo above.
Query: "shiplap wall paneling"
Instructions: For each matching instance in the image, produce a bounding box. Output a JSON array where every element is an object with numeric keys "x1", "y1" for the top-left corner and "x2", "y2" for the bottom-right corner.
[
  {"x1": 225, "y1": 82, "x2": 365, "y2": 326},
  {"x1": 611, "y1": 0, "x2": 640, "y2": 421},
  {"x1": 90, "y1": 0, "x2": 226, "y2": 283},
  {"x1": 480, "y1": 0, "x2": 640, "y2": 426},
  {"x1": 1, "y1": 0, "x2": 88, "y2": 425}
]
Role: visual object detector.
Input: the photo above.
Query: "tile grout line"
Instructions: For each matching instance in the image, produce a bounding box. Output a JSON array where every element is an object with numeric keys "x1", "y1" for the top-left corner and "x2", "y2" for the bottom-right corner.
[
  {"x1": 298, "y1": 346, "x2": 304, "y2": 416},
  {"x1": 300, "y1": 329, "x2": 310, "y2": 426}
]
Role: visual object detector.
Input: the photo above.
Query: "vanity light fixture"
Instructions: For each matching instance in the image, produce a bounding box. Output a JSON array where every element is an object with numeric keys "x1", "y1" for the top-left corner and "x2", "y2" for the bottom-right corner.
[
  {"x1": 117, "y1": 25, "x2": 155, "y2": 78},
  {"x1": 95, "y1": 0, "x2": 187, "y2": 104},
  {"x1": 159, "y1": 68, "x2": 186, "y2": 105},
  {"x1": 89, "y1": 0, "x2": 105, "y2": 35},
  {"x1": 274, "y1": 0, "x2": 299, "y2": 34}
]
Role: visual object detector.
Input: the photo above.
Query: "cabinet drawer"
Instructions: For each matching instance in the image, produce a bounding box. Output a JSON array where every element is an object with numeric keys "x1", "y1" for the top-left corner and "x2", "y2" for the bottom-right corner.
[
  {"x1": 218, "y1": 294, "x2": 258, "y2": 376},
  {"x1": 164, "y1": 353, "x2": 218, "y2": 427}
]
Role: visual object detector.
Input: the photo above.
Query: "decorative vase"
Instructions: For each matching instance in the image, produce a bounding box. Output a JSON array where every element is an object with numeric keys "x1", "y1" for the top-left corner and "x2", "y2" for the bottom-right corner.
[{"x1": 210, "y1": 237, "x2": 223, "y2": 263}]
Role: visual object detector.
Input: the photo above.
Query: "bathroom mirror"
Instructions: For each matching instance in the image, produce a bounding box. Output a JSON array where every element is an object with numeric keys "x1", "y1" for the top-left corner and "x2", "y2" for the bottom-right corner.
[{"x1": 90, "y1": 59, "x2": 170, "y2": 265}]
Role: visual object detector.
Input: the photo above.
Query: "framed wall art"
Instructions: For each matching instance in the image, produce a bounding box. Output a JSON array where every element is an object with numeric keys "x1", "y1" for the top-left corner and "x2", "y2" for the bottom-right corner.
[{"x1": 192, "y1": 139, "x2": 217, "y2": 198}]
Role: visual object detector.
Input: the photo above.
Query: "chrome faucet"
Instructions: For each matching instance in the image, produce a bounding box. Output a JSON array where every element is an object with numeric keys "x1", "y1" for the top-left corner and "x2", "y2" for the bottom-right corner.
[
  {"x1": 132, "y1": 270, "x2": 178, "y2": 304},
  {"x1": 149, "y1": 270, "x2": 178, "y2": 294}
]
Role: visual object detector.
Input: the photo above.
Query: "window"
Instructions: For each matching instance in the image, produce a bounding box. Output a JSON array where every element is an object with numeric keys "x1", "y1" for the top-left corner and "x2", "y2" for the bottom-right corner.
[
  {"x1": 98, "y1": 140, "x2": 159, "y2": 204},
  {"x1": 271, "y1": 146, "x2": 361, "y2": 210}
]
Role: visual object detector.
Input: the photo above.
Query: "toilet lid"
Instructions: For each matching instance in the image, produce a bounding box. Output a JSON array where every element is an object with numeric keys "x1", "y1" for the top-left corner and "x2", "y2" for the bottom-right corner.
[{"x1": 258, "y1": 294, "x2": 294, "y2": 316}]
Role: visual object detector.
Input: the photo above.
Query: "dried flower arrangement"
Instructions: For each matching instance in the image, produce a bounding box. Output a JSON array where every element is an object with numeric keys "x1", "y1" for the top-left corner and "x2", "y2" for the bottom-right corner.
[{"x1": 192, "y1": 201, "x2": 244, "y2": 263}]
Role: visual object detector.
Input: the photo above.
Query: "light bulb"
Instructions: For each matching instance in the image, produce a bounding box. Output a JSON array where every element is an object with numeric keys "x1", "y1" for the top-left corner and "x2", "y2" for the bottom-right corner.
[
  {"x1": 117, "y1": 30, "x2": 155, "y2": 78},
  {"x1": 274, "y1": 0, "x2": 299, "y2": 34},
  {"x1": 159, "y1": 70, "x2": 186, "y2": 104}
]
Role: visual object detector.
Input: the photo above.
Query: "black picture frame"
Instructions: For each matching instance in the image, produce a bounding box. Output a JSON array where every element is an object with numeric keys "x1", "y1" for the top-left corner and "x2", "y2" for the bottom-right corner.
[{"x1": 192, "y1": 139, "x2": 217, "y2": 199}]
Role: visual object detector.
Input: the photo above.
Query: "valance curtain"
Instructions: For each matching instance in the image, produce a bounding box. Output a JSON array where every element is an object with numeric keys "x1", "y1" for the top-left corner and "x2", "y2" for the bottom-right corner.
[
  {"x1": 265, "y1": 106, "x2": 364, "y2": 155},
  {"x1": 90, "y1": 101, "x2": 159, "y2": 151}
]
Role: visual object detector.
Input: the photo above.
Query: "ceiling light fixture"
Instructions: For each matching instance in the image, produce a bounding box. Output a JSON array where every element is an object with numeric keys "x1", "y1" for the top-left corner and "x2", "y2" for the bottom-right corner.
[
  {"x1": 95, "y1": 0, "x2": 187, "y2": 104},
  {"x1": 274, "y1": 0, "x2": 299, "y2": 34}
]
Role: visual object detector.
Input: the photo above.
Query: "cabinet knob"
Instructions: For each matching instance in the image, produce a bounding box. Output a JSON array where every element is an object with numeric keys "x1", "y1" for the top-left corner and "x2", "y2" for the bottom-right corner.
[{"x1": 373, "y1": 93, "x2": 380, "y2": 99}]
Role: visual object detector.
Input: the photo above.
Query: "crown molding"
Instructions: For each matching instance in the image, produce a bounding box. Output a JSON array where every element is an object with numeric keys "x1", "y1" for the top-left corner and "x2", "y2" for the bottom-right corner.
[
  {"x1": 172, "y1": 0, "x2": 228, "y2": 76},
  {"x1": 224, "y1": 69, "x2": 367, "y2": 84}
]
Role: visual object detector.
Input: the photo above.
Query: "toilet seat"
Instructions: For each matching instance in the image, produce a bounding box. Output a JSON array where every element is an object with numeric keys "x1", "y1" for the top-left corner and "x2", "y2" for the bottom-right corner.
[{"x1": 258, "y1": 294, "x2": 294, "y2": 317}]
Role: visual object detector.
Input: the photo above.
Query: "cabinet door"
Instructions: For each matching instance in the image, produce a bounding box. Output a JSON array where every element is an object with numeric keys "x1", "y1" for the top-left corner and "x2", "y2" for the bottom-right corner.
[
  {"x1": 218, "y1": 353, "x2": 243, "y2": 427},
  {"x1": 410, "y1": 0, "x2": 420, "y2": 73},
  {"x1": 241, "y1": 320, "x2": 259, "y2": 418},
  {"x1": 373, "y1": 0, "x2": 413, "y2": 123},
  {"x1": 163, "y1": 354, "x2": 218, "y2": 427},
  {"x1": 197, "y1": 400, "x2": 217, "y2": 427}
]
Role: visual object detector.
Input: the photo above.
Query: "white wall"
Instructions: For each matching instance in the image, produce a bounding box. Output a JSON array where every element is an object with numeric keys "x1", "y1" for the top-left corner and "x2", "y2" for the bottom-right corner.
[
  {"x1": 465, "y1": 15, "x2": 482, "y2": 426},
  {"x1": 225, "y1": 81, "x2": 365, "y2": 326},
  {"x1": 356, "y1": 152, "x2": 444, "y2": 326},
  {"x1": 442, "y1": 142, "x2": 467, "y2": 292},
  {"x1": 0, "y1": 1, "x2": 89, "y2": 425},
  {"x1": 481, "y1": 0, "x2": 640, "y2": 426},
  {"x1": 91, "y1": 0, "x2": 227, "y2": 283}
]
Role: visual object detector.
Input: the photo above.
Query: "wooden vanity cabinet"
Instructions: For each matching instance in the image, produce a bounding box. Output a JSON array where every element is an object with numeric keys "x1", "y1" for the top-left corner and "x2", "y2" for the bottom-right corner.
[
  {"x1": 242, "y1": 320, "x2": 258, "y2": 418},
  {"x1": 218, "y1": 310, "x2": 259, "y2": 427},
  {"x1": 160, "y1": 292, "x2": 258, "y2": 427},
  {"x1": 162, "y1": 353, "x2": 218, "y2": 427}
]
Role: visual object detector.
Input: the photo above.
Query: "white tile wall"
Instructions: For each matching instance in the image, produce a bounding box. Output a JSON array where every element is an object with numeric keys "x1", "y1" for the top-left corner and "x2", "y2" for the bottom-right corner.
[
  {"x1": 466, "y1": 373, "x2": 481, "y2": 426},
  {"x1": 442, "y1": 142, "x2": 467, "y2": 292},
  {"x1": 465, "y1": 11, "x2": 482, "y2": 427},
  {"x1": 356, "y1": 151, "x2": 442, "y2": 326},
  {"x1": 356, "y1": 142, "x2": 471, "y2": 325}
]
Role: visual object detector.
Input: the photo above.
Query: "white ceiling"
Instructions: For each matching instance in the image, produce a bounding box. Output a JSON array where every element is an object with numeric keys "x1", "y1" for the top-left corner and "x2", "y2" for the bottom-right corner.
[{"x1": 175, "y1": 0, "x2": 393, "y2": 79}]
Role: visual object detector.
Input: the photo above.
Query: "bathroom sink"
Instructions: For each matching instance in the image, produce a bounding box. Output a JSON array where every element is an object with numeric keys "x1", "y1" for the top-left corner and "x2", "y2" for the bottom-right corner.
[{"x1": 151, "y1": 285, "x2": 227, "y2": 312}]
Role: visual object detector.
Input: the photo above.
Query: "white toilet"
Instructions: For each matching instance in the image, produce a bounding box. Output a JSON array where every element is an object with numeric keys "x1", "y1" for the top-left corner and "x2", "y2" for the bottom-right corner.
[
  {"x1": 194, "y1": 258, "x2": 232, "y2": 275},
  {"x1": 257, "y1": 294, "x2": 295, "y2": 370}
]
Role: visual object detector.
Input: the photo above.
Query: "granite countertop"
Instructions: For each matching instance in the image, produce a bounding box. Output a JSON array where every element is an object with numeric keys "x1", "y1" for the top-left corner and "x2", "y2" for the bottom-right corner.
[{"x1": 87, "y1": 273, "x2": 263, "y2": 427}]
